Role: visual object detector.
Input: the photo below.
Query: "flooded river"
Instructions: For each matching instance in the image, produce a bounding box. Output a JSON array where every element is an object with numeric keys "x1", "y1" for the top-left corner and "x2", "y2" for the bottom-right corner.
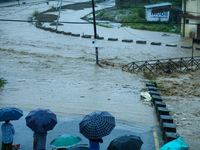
[{"x1": 0, "y1": 0, "x2": 199, "y2": 136}]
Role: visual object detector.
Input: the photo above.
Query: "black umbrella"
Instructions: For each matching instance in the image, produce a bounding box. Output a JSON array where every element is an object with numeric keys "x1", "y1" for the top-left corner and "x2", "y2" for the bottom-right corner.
[
  {"x1": 107, "y1": 135, "x2": 143, "y2": 150},
  {"x1": 79, "y1": 111, "x2": 115, "y2": 139},
  {"x1": 69, "y1": 144, "x2": 90, "y2": 150}
]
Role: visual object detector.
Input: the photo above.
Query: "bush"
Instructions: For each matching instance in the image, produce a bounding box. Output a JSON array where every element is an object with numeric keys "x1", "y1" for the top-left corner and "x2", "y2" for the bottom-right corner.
[
  {"x1": 0, "y1": 78, "x2": 7, "y2": 87},
  {"x1": 32, "y1": 10, "x2": 40, "y2": 17}
]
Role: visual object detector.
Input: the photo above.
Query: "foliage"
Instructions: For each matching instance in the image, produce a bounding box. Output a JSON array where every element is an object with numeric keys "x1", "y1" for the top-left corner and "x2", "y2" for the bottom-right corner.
[
  {"x1": 0, "y1": 78, "x2": 7, "y2": 87},
  {"x1": 151, "y1": 80, "x2": 158, "y2": 88},
  {"x1": 150, "y1": 0, "x2": 182, "y2": 7},
  {"x1": 50, "y1": 6, "x2": 58, "y2": 12},
  {"x1": 35, "y1": 21, "x2": 43, "y2": 26},
  {"x1": 32, "y1": 10, "x2": 40, "y2": 17}
]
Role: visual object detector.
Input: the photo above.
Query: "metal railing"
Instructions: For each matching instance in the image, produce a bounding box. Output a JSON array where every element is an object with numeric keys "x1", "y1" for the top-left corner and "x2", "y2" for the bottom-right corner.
[{"x1": 122, "y1": 56, "x2": 200, "y2": 74}]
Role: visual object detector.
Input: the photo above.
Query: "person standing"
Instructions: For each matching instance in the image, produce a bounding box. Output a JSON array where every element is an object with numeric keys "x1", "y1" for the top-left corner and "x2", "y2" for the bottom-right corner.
[
  {"x1": 33, "y1": 131, "x2": 47, "y2": 150},
  {"x1": 1, "y1": 120, "x2": 15, "y2": 150},
  {"x1": 89, "y1": 138, "x2": 103, "y2": 150}
]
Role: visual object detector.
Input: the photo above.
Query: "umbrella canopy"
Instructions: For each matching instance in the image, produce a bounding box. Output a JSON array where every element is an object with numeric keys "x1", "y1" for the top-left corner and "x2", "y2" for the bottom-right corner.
[
  {"x1": 0, "y1": 107, "x2": 23, "y2": 122},
  {"x1": 107, "y1": 135, "x2": 143, "y2": 150},
  {"x1": 25, "y1": 108, "x2": 57, "y2": 133},
  {"x1": 79, "y1": 111, "x2": 115, "y2": 139},
  {"x1": 159, "y1": 137, "x2": 189, "y2": 150},
  {"x1": 69, "y1": 144, "x2": 89, "y2": 150},
  {"x1": 50, "y1": 134, "x2": 82, "y2": 149}
]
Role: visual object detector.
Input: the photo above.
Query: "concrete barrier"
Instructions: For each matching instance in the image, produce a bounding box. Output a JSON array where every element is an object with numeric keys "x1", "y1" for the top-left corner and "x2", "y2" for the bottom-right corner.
[
  {"x1": 43, "y1": 27, "x2": 51, "y2": 31},
  {"x1": 157, "y1": 107, "x2": 169, "y2": 121},
  {"x1": 196, "y1": 47, "x2": 200, "y2": 50},
  {"x1": 49, "y1": 28, "x2": 57, "y2": 32},
  {"x1": 162, "y1": 123, "x2": 176, "y2": 140},
  {"x1": 136, "y1": 40, "x2": 146, "y2": 44},
  {"x1": 181, "y1": 45, "x2": 192, "y2": 49},
  {"x1": 151, "y1": 42, "x2": 161, "y2": 45},
  {"x1": 96, "y1": 36, "x2": 104, "y2": 40},
  {"x1": 63, "y1": 32, "x2": 71, "y2": 35},
  {"x1": 155, "y1": 101, "x2": 166, "y2": 113},
  {"x1": 108, "y1": 38, "x2": 118, "y2": 41},
  {"x1": 122, "y1": 39, "x2": 133, "y2": 43},
  {"x1": 82, "y1": 35, "x2": 91, "y2": 38},
  {"x1": 164, "y1": 132, "x2": 180, "y2": 144},
  {"x1": 71, "y1": 33, "x2": 80, "y2": 37},
  {"x1": 152, "y1": 95, "x2": 162, "y2": 104},
  {"x1": 56, "y1": 30, "x2": 64, "y2": 34},
  {"x1": 166, "y1": 44, "x2": 177, "y2": 47},
  {"x1": 159, "y1": 115, "x2": 173, "y2": 130}
]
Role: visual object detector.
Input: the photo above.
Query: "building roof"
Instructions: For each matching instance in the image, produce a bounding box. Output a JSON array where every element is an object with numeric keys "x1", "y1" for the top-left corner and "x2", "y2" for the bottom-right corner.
[
  {"x1": 183, "y1": 14, "x2": 200, "y2": 19},
  {"x1": 144, "y1": 2, "x2": 172, "y2": 9}
]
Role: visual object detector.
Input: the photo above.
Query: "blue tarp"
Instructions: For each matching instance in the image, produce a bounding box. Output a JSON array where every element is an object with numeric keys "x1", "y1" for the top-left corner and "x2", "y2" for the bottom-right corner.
[{"x1": 160, "y1": 137, "x2": 189, "y2": 150}]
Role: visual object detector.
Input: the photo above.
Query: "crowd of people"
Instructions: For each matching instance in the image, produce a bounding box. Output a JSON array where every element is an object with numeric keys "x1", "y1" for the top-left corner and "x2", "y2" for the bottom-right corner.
[{"x1": 1, "y1": 120, "x2": 103, "y2": 150}]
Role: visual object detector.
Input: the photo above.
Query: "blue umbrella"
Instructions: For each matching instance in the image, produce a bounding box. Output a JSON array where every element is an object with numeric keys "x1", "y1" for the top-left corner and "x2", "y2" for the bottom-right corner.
[
  {"x1": 25, "y1": 108, "x2": 57, "y2": 133},
  {"x1": 0, "y1": 107, "x2": 23, "y2": 122},
  {"x1": 159, "y1": 137, "x2": 189, "y2": 150}
]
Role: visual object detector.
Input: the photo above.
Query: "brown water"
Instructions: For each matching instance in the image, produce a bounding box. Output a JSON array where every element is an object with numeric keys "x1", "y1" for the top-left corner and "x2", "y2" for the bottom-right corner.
[{"x1": 0, "y1": 0, "x2": 199, "y2": 129}]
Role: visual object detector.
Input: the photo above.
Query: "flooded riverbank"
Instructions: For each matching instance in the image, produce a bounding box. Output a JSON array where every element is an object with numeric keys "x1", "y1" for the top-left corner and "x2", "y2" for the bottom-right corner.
[{"x1": 0, "y1": 0, "x2": 199, "y2": 149}]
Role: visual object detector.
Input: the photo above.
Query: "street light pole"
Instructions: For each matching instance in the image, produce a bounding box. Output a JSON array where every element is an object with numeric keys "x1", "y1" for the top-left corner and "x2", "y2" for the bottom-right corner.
[
  {"x1": 92, "y1": 0, "x2": 99, "y2": 64},
  {"x1": 56, "y1": 0, "x2": 63, "y2": 30}
]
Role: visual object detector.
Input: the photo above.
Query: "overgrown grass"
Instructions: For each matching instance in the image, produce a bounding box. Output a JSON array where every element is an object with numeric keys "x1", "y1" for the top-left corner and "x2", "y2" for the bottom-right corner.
[
  {"x1": 0, "y1": 78, "x2": 7, "y2": 87},
  {"x1": 32, "y1": 10, "x2": 40, "y2": 17},
  {"x1": 93, "y1": 3, "x2": 181, "y2": 34}
]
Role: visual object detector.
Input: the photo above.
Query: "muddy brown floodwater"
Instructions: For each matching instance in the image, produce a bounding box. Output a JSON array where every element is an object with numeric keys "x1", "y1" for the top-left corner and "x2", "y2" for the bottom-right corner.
[{"x1": 0, "y1": 0, "x2": 200, "y2": 149}]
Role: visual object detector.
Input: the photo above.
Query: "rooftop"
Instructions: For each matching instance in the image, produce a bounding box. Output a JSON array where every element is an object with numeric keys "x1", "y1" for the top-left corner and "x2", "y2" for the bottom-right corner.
[{"x1": 144, "y1": 2, "x2": 172, "y2": 9}]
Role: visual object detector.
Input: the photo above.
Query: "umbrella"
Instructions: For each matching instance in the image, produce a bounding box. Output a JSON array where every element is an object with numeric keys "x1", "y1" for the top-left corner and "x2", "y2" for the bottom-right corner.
[
  {"x1": 159, "y1": 137, "x2": 189, "y2": 150},
  {"x1": 69, "y1": 144, "x2": 89, "y2": 150},
  {"x1": 107, "y1": 135, "x2": 143, "y2": 150},
  {"x1": 25, "y1": 108, "x2": 57, "y2": 133},
  {"x1": 79, "y1": 111, "x2": 115, "y2": 139},
  {"x1": 0, "y1": 107, "x2": 23, "y2": 122},
  {"x1": 50, "y1": 134, "x2": 82, "y2": 149}
]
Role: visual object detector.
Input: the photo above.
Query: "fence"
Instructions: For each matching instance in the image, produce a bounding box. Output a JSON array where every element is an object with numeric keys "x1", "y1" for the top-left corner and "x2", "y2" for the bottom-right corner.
[{"x1": 122, "y1": 56, "x2": 200, "y2": 74}]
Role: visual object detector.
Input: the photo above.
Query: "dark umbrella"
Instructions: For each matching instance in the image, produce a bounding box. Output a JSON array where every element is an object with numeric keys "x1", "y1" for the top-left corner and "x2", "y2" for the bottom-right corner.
[
  {"x1": 0, "y1": 107, "x2": 23, "y2": 122},
  {"x1": 107, "y1": 135, "x2": 143, "y2": 150},
  {"x1": 69, "y1": 144, "x2": 90, "y2": 150},
  {"x1": 25, "y1": 108, "x2": 57, "y2": 133},
  {"x1": 79, "y1": 111, "x2": 115, "y2": 139}
]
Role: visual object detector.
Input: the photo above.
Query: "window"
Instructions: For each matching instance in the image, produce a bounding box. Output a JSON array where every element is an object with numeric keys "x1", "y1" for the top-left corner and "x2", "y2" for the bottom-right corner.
[{"x1": 186, "y1": 20, "x2": 189, "y2": 23}]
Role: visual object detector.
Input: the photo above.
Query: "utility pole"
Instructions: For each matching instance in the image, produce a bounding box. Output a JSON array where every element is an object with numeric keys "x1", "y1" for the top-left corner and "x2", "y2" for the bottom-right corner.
[
  {"x1": 56, "y1": 0, "x2": 60, "y2": 11},
  {"x1": 56, "y1": 0, "x2": 63, "y2": 30},
  {"x1": 92, "y1": 0, "x2": 99, "y2": 64},
  {"x1": 183, "y1": 0, "x2": 186, "y2": 37}
]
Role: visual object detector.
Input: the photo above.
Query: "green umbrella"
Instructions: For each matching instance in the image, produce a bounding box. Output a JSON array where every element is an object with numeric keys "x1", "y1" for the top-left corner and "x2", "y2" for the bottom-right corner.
[
  {"x1": 159, "y1": 137, "x2": 189, "y2": 150},
  {"x1": 50, "y1": 134, "x2": 82, "y2": 149}
]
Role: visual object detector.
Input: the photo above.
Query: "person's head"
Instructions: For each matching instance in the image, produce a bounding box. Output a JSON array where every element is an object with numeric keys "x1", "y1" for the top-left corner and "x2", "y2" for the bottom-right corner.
[{"x1": 5, "y1": 120, "x2": 10, "y2": 123}]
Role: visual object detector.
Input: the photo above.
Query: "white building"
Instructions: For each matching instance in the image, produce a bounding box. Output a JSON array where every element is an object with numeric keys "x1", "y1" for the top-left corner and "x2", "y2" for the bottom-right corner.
[{"x1": 144, "y1": 2, "x2": 172, "y2": 22}]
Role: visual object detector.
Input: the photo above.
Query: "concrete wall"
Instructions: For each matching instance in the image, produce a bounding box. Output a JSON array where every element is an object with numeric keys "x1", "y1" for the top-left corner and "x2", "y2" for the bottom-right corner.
[
  {"x1": 181, "y1": 0, "x2": 200, "y2": 38},
  {"x1": 182, "y1": 18, "x2": 200, "y2": 37}
]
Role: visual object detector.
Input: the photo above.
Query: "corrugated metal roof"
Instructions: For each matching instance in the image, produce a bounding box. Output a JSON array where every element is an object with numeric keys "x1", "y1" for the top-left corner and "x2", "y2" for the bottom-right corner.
[{"x1": 144, "y1": 2, "x2": 172, "y2": 9}]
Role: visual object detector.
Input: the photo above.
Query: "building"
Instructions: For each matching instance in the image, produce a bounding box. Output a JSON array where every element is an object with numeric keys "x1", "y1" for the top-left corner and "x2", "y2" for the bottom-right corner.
[
  {"x1": 181, "y1": 0, "x2": 200, "y2": 38},
  {"x1": 144, "y1": 3, "x2": 172, "y2": 22}
]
